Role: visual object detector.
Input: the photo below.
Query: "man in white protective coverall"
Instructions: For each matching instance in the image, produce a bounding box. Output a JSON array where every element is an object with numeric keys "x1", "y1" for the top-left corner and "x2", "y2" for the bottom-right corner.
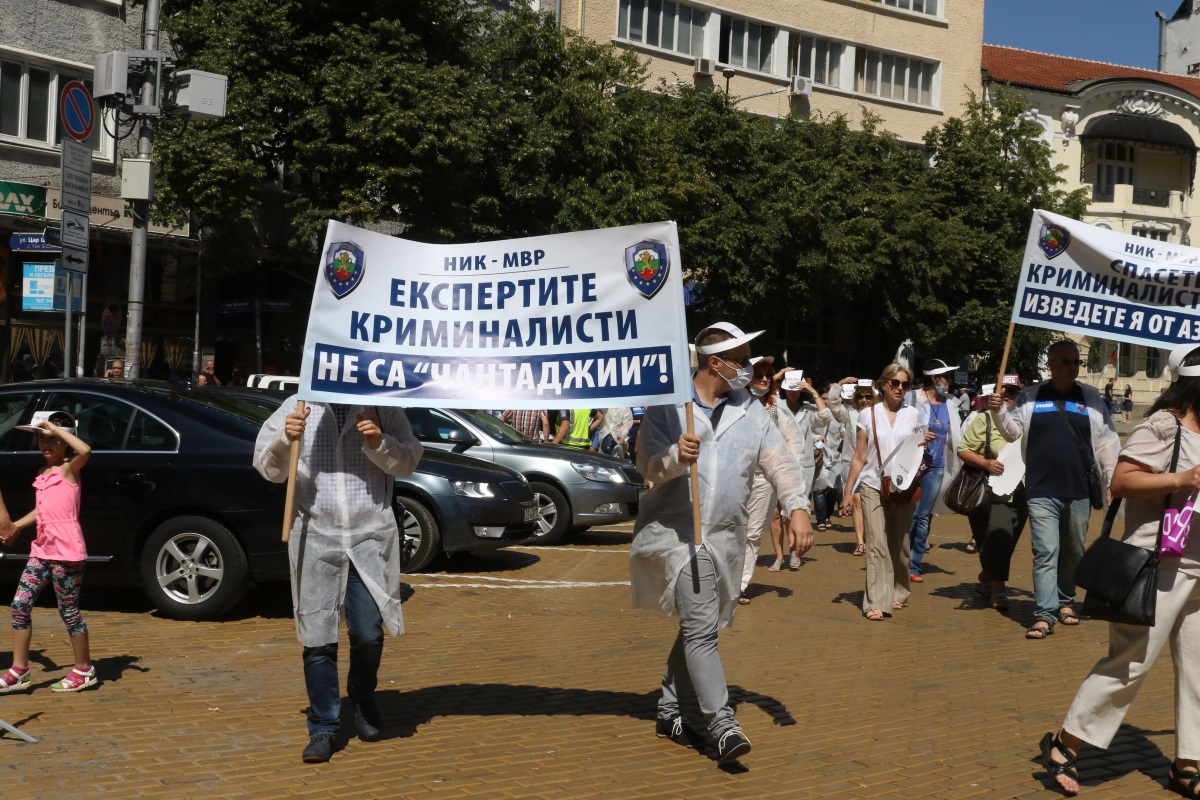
[
  {"x1": 254, "y1": 400, "x2": 422, "y2": 763},
  {"x1": 631, "y1": 322, "x2": 812, "y2": 763}
]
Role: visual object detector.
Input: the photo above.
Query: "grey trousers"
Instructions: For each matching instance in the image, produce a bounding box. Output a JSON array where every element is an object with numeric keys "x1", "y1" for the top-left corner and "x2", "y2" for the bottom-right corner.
[{"x1": 658, "y1": 547, "x2": 737, "y2": 738}]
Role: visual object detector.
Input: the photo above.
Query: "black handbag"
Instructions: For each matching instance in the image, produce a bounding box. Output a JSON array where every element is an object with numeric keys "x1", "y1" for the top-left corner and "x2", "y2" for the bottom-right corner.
[
  {"x1": 1052, "y1": 400, "x2": 1106, "y2": 510},
  {"x1": 944, "y1": 413, "x2": 993, "y2": 515},
  {"x1": 1076, "y1": 417, "x2": 1182, "y2": 626}
]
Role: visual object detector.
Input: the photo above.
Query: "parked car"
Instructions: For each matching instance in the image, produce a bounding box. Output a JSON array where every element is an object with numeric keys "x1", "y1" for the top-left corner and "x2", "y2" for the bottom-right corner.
[
  {"x1": 244, "y1": 377, "x2": 645, "y2": 544},
  {"x1": 211, "y1": 385, "x2": 538, "y2": 571},
  {"x1": 0, "y1": 380, "x2": 536, "y2": 621}
]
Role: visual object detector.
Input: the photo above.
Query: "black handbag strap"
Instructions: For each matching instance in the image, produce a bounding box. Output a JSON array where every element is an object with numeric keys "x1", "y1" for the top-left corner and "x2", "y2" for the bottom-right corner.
[
  {"x1": 1052, "y1": 399, "x2": 1097, "y2": 476},
  {"x1": 1098, "y1": 416, "x2": 1182, "y2": 548}
]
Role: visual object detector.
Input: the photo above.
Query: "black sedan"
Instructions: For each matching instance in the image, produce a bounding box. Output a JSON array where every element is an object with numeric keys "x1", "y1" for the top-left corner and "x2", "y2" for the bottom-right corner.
[{"x1": 0, "y1": 380, "x2": 536, "y2": 621}]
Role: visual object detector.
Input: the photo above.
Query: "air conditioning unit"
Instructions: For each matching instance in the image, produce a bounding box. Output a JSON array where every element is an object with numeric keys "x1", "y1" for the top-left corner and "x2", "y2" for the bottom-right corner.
[
  {"x1": 694, "y1": 57, "x2": 715, "y2": 77},
  {"x1": 789, "y1": 75, "x2": 814, "y2": 97},
  {"x1": 93, "y1": 51, "x2": 129, "y2": 100}
]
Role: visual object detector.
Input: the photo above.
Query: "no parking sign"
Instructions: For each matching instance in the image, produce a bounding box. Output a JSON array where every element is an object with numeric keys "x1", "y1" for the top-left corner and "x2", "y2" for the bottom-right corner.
[{"x1": 60, "y1": 80, "x2": 94, "y2": 142}]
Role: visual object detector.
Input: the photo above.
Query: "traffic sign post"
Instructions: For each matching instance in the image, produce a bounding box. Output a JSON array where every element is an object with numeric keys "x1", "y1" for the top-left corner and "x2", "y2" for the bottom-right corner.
[
  {"x1": 60, "y1": 209, "x2": 89, "y2": 249},
  {"x1": 60, "y1": 138, "x2": 92, "y2": 215},
  {"x1": 60, "y1": 81, "x2": 94, "y2": 377}
]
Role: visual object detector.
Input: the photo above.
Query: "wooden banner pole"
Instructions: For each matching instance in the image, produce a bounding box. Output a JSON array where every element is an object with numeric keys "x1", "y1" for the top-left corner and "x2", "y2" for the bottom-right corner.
[
  {"x1": 281, "y1": 400, "x2": 306, "y2": 543},
  {"x1": 995, "y1": 322, "x2": 1016, "y2": 390},
  {"x1": 686, "y1": 402, "x2": 702, "y2": 546}
]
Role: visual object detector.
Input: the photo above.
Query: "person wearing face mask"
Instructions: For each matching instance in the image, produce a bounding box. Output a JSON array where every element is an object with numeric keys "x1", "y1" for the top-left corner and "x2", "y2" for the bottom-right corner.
[
  {"x1": 739, "y1": 357, "x2": 807, "y2": 599},
  {"x1": 631, "y1": 322, "x2": 812, "y2": 763},
  {"x1": 904, "y1": 359, "x2": 964, "y2": 583},
  {"x1": 777, "y1": 373, "x2": 820, "y2": 567},
  {"x1": 827, "y1": 378, "x2": 873, "y2": 556}
]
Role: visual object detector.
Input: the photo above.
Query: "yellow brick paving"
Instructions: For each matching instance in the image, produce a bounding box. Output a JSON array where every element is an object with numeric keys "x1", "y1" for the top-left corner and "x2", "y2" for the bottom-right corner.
[{"x1": 0, "y1": 510, "x2": 1187, "y2": 798}]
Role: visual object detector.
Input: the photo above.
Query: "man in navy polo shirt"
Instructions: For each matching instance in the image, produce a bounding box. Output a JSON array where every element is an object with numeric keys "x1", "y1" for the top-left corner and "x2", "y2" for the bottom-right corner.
[{"x1": 989, "y1": 341, "x2": 1119, "y2": 639}]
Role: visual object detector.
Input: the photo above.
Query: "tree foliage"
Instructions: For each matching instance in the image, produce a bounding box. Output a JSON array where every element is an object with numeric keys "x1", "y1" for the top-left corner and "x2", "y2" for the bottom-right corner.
[{"x1": 154, "y1": 0, "x2": 1087, "y2": 378}]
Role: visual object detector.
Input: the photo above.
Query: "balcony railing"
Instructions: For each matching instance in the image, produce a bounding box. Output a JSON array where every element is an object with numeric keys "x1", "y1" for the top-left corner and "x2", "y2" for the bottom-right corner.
[
  {"x1": 1090, "y1": 183, "x2": 1186, "y2": 214},
  {"x1": 1093, "y1": 186, "x2": 1114, "y2": 202},
  {"x1": 1134, "y1": 188, "x2": 1171, "y2": 207}
]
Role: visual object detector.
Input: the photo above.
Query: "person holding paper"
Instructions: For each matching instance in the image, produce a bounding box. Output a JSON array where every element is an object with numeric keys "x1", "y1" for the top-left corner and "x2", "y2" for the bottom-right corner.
[
  {"x1": 253, "y1": 400, "x2": 423, "y2": 763},
  {"x1": 905, "y1": 359, "x2": 963, "y2": 583},
  {"x1": 829, "y1": 379, "x2": 877, "y2": 557},
  {"x1": 1037, "y1": 342, "x2": 1200, "y2": 797},
  {"x1": 840, "y1": 364, "x2": 929, "y2": 620},
  {"x1": 631, "y1": 322, "x2": 812, "y2": 763},
  {"x1": 988, "y1": 340, "x2": 1119, "y2": 640}
]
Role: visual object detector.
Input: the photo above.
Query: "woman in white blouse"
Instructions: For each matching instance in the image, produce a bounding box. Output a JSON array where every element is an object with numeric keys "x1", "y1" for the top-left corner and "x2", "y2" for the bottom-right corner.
[{"x1": 841, "y1": 364, "x2": 931, "y2": 620}]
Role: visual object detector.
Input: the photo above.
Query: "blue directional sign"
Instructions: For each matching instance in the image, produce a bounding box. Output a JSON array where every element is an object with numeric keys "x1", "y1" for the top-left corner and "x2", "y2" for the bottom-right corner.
[
  {"x1": 10, "y1": 232, "x2": 59, "y2": 252},
  {"x1": 59, "y1": 81, "x2": 94, "y2": 142}
]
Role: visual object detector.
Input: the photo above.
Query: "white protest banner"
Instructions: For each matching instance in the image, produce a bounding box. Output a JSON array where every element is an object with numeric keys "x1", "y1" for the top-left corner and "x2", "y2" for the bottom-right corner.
[
  {"x1": 298, "y1": 220, "x2": 691, "y2": 409},
  {"x1": 1013, "y1": 209, "x2": 1200, "y2": 348}
]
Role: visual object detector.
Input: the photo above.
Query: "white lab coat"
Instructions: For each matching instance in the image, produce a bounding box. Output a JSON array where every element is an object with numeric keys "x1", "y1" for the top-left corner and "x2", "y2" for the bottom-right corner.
[
  {"x1": 631, "y1": 388, "x2": 809, "y2": 628},
  {"x1": 783, "y1": 399, "x2": 818, "y2": 493},
  {"x1": 908, "y1": 389, "x2": 963, "y2": 515},
  {"x1": 826, "y1": 390, "x2": 859, "y2": 490},
  {"x1": 254, "y1": 398, "x2": 423, "y2": 647}
]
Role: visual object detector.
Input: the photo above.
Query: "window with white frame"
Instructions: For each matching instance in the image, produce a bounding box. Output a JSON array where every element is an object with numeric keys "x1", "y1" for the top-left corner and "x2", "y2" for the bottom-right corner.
[
  {"x1": 1093, "y1": 141, "x2": 1135, "y2": 201},
  {"x1": 0, "y1": 57, "x2": 101, "y2": 152},
  {"x1": 617, "y1": 0, "x2": 705, "y2": 57},
  {"x1": 875, "y1": 0, "x2": 939, "y2": 15},
  {"x1": 1134, "y1": 227, "x2": 1169, "y2": 242},
  {"x1": 854, "y1": 48, "x2": 935, "y2": 106},
  {"x1": 718, "y1": 16, "x2": 775, "y2": 73},
  {"x1": 792, "y1": 34, "x2": 844, "y2": 87}
]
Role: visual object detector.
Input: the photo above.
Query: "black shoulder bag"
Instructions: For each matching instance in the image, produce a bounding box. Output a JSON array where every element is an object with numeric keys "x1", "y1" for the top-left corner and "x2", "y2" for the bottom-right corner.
[
  {"x1": 1075, "y1": 416, "x2": 1182, "y2": 626},
  {"x1": 944, "y1": 412, "x2": 993, "y2": 515},
  {"x1": 1053, "y1": 399, "x2": 1106, "y2": 510}
]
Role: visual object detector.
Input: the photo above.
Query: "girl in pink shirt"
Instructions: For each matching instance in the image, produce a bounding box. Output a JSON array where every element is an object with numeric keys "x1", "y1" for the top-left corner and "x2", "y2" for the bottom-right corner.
[{"x1": 0, "y1": 412, "x2": 96, "y2": 693}]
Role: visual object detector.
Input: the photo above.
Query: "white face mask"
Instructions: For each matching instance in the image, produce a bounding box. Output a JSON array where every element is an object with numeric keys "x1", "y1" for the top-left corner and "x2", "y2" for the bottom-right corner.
[
  {"x1": 749, "y1": 383, "x2": 770, "y2": 397},
  {"x1": 716, "y1": 357, "x2": 753, "y2": 391}
]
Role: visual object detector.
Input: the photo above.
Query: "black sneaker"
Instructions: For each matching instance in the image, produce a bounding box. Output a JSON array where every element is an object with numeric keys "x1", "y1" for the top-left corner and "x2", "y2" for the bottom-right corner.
[
  {"x1": 716, "y1": 727, "x2": 752, "y2": 763},
  {"x1": 655, "y1": 714, "x2": 705, "y2": 748},
  {"x1": 302, "y1": 734, "x2": 338, "y2": 763},
  {"x1": 353, "y1": 697, "x2": 383, "y2": 742}
]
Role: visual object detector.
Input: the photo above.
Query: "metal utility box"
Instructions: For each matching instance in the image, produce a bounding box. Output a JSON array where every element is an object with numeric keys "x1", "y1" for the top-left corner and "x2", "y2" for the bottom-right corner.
[
  {"x1": 121, "y1": 157, "x2": 154, "y2": 201},
  {"x1": 93, "y1": 51, "x2": 129, "y2": 100},
  {"x1": 173, "y1": 70, "x2": 227, "y2": 120}
]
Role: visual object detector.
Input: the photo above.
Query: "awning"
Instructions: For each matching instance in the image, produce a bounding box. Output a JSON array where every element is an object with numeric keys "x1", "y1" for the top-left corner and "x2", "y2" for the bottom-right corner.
[{"x1": 1081, "y1": 114, "x2": 1197, "y2": 151}]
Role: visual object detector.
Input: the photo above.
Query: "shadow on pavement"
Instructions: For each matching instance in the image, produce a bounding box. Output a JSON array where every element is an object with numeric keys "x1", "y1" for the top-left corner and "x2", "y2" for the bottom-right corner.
[
  {"x1": 365, "y1": 681, "x2": 796, "y2": 741},
  {"x1": 438, "y1": 549, "x2": 541, "y2": 575},
  {"x1": 1030, "y1": 723, "x2": 1172, "y2": 793},
  {"x1": 573, "y1": 529, "x2": 634, "y2": 547}
]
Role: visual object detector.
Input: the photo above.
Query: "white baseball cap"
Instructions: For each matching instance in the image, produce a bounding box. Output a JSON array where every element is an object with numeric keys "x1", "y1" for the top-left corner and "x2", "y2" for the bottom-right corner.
[
  {"x1": 1169, "y1": 342, "x2": 1200, "y2": 381},
  {"x1": 16, "y1": 410, "x2": 76, "y2": 434},
  {"x1": 694, "y1": 322, "x2": 764, "y2": 355}
]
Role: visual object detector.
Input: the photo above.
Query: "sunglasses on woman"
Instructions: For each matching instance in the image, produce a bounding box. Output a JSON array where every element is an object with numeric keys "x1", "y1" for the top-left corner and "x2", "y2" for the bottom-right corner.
[{"x1": 887, "y1": 379, "x2": 912, "y2": 390}]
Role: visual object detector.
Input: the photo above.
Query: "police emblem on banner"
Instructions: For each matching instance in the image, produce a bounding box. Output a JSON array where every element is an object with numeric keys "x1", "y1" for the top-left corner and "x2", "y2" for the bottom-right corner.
[
  {"x1": 625, "y1": 240, "x2": 669, "y2": 299},
  {"x1": 324, "y1": 242, "x2": 365, "y2": 298},
  {"x1": 1039, "y1": 224, "x2": 1070, "y2": 260}
]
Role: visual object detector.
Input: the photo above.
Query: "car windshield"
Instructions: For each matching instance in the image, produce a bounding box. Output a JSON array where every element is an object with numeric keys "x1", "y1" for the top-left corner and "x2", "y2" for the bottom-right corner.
[{"x1": 455, "y1": 409, "x2": 530, "y2": 444}]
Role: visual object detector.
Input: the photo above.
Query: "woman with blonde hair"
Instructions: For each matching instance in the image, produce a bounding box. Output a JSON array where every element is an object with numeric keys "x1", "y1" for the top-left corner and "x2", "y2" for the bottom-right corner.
[{"x1": 841, "y1": 364, "x2": 932, "y2": 620}]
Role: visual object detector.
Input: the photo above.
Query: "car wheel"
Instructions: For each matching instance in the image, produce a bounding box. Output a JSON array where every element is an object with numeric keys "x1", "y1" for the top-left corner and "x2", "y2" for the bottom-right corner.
[
  {"x1": 528, "y1": 481, "x2": 570, "y2": 545},
  {"x1": 139, "y1": 516, "x2": 249, "y2": 621},
  {"x1": 395, "y1": 496, "x2": 440, "y2": 573}
]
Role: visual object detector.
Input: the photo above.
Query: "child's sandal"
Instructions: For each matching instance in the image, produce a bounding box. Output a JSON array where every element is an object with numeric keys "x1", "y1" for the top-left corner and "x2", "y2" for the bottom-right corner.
[
  {"x1": 0, "y1": 668, "x2": 30, "y2": 693},
  {"x1": 51, "y1": 666, "x2": 97, "y2": 693}
]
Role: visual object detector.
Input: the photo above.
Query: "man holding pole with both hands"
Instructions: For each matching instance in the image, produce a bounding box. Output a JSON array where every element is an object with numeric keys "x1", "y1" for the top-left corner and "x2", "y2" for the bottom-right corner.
[
  {"x1": 631, "y1": 322, "x2": 813, "y2": 763},
  {"x1": 253, "y1": 400, "x2": 422, "y2": 763}
]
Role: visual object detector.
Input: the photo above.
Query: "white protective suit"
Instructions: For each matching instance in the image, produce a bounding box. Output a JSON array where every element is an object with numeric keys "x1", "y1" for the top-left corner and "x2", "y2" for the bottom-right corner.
[
  {"x1": 254, "y1": 398, "x2": 423, "y2": 647},
  {"x1": 783, "y1": 399, "x2": 818, "y2": 493},
  {"x1": 631, "y1": 387, "x2": 810, "y2": 628},
  {"x1": 826, "y1": 390, "x2": 860, "y2": 490}
]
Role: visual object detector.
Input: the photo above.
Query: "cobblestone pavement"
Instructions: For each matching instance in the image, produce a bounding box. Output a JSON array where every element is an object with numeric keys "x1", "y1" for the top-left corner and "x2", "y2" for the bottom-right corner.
[{"x1": 0, "y1": 510, "x2": 1185, "y2": 799}]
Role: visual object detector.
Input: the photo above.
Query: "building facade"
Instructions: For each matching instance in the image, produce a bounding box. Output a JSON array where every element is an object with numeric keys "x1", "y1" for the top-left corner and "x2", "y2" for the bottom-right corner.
[
  {"x1": 564, "y1": 0, "x2": 983, "y2": 143},
  {"x1": 983, "y1": 43, "x2": 1200, "y2": 402}
]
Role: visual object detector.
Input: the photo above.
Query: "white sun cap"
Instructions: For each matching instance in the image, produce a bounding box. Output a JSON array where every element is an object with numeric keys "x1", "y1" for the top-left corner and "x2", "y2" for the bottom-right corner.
[
  {"x1": 16, "y1": 410, "x2": 76, "y2": 435},
  {"x1": 694, "y1": 322, "x2": 764, "y2": 355},
  {"x1": 1169, "y1": 342, "x2": 1200, "y2": 381},
  {"x1": 922, "y1": 358, "x2": 958, "y2": 377},
  {"x1": 748, "y1": 356, "x2": 774, "y2": 366}
]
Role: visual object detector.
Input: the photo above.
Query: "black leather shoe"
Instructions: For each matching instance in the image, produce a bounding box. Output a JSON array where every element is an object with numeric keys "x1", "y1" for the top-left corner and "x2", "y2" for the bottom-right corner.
[
  {"x1": 655, "y1": 715, "x2": 704, "y2": 749},
  {"x1": 716, "y1": 727, "x2": 752, "y2": 763},
  {"x1": 353, "y1": 697, "x2": 383, "y2": 741},
  {"x1": 302, "y1": 733, "x2": 337, "y2": 763}
]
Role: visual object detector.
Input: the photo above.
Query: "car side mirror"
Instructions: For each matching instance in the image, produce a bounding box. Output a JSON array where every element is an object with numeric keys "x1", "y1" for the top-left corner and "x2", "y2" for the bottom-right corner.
[{"x1": 446, "y1": 428, "x2": 479, "y2": 451}]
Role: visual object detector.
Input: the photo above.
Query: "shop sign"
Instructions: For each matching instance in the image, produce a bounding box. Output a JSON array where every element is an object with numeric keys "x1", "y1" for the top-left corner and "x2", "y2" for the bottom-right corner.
[
  {"x1": 0, "y1": 182, "x2": 47, "y2": 216},
  {"x1": 22, "y1": 263, "x2": 57, "y2": 311}
]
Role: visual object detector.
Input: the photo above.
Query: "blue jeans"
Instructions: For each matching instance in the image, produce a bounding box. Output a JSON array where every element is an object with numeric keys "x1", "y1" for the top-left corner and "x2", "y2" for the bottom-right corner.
[
  {"x1": 301, "y1": 564, "x2": 385, "y2": 737},
  {"x1": 907, "y1": 467, "x2": 945, "y2": 575},
  {"x1": 813, "y1": 490, "x2": 829, "y2": 526},
  {"x1": 1026, "y1": 496, "x2": 1092, "y2": 626}
]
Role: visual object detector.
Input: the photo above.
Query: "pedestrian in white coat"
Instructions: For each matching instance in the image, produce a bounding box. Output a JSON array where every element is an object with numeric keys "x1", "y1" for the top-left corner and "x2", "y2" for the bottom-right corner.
[
  {"x1": 905, "y1": 359, "x2": 964, "y2": 581},
  {"x1": 631, "y1": 322, "x2": 811, "y2": 763},
  {"x1": 254, "y1": 399, "x2": 423, "y2": 763}
]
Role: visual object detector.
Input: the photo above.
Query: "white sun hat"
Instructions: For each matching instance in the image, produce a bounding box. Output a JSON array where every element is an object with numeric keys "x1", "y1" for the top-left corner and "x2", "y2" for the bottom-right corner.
[
  {"x1": 1168, "y1": 342, "x2": 1200, "y2": 382},
  {"x1": 694, "y1": 322, "x2": 764, "y2": 355},
  {"x1": 16, "y1": 410, "x2": 76, "y2": 434},
  {"x1": 922, "y1": 358, "x2": 958, "y2": 377}
]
